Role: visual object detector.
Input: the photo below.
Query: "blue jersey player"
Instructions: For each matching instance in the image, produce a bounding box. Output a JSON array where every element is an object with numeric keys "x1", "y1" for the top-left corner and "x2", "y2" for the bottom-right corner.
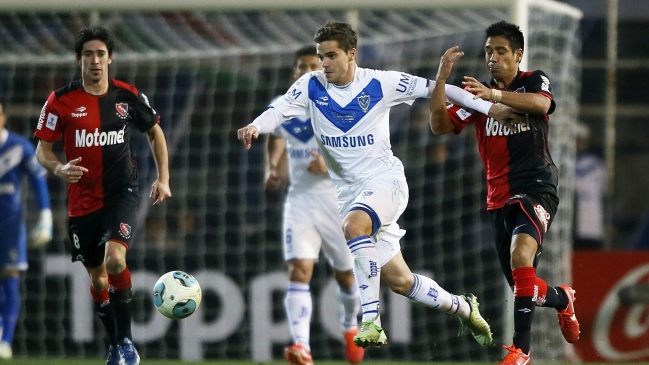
[{"x1": 0, "y1": 101, "x2": 52, "y2": 359}]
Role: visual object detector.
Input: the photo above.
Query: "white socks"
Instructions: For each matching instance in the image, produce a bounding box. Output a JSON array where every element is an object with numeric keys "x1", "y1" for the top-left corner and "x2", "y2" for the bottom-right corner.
[
  {"x1": 347, "y1": 236, "x2": 382, "y2": 324},
  {"x1": 285, "y1": 281, "x2": 312, "y2": 350},
  {"x1": 338, "y1": 285, "x2": 360, "y2": 330},
  {"x1": 405, "y1": 273, "x2": 470, "y2": 318}
]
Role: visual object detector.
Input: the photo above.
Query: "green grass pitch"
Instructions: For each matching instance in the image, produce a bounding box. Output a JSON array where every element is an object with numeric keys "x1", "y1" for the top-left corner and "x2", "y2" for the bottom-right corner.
[{"x1": 6, "y1": 360, "x2": 639, "y2": 365}]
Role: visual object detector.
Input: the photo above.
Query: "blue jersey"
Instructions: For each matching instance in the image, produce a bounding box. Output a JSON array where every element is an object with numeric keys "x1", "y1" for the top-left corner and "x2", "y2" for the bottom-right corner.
[{"x1": 0, "y1": 130, "x2": 50, "y2": 250}]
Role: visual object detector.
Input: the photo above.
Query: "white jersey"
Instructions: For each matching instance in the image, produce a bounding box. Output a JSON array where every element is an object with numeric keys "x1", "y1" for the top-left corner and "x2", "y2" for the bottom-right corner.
[
  {"x1": 270, "y1": 99, "x2": 336, "y2": 195},
  {"x1": 270, "y1": 66, "x2": 430, "y2": 188}
]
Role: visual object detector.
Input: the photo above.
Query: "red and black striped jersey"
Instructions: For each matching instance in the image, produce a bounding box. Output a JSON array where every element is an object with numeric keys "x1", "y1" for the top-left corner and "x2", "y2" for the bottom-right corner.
[
  {"x1": 34, "y1": 79, "x2": 160, "y2": 217},
  {"x1": 447, "y1": 70, "x2": 558, "y2": 210}
]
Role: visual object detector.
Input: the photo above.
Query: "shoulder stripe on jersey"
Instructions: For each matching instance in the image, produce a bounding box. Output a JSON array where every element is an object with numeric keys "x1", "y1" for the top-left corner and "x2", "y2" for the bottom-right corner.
[
  {"x1": 281, "y1": 117, "x2": 314, "y2": 143},
  {"x1": 308, "y1": 77, "x2": 383, "y2": 133},
  {"x1": 111, "y1": 79, "x2": 139, "y2": 96}
]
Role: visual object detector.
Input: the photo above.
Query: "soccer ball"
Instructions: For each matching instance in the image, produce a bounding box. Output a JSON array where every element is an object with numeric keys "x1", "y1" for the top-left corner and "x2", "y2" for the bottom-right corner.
[{"x1": 152, "y1": 271, "x2": 202, "y2": 319}]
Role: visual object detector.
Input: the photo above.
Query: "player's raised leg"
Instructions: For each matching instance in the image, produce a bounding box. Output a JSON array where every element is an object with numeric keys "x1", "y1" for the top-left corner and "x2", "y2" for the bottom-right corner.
[{"x1": 381, "y1": 252, "x2": 493, "y2": 346}]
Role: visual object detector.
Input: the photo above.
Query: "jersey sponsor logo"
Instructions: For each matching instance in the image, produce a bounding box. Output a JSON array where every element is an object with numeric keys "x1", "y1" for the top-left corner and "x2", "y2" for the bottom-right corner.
[
  {"x1": 37, "y1": 101, "x2": 48, "y2": 130},
  {"x1": 115, "y1": 103, "x2": 129, "y2": 119},
  {"x1": 320, "y1": 133, "x2": 374, "y2": 148},
  {"x1": 533, "y1": 203, "x2": 551, "y2": 233},
  {"x1": 315, "y1": 96, "x2": 328, "y2": 106},
  {"x1": 120, "y1": 222, "x2": 132, "y2": 239},
  {"x1": 141, "y1": 93, "x2": 157, "y2": 115},
  {"x1": 75, "y1": 126, "x2": 126, "y2": 147},
  {"x1": 456, "y1": 107, "x2": 472, "y2": 120},
  {"x1": 0, "y1": 182, "x2": 16, "y2": 195},
  {"x1": 46, "y1": 113, "x2": 58, "y2": 130},
  {"x1": 395, "y1": 73, "x2": 419, "y2": 96},
  {"x1": 282, "y1": 88, "x2": 302, "y2": 105},
  {"x1": 288, "y1": 148, "x2": 319, "y2": 159},
  {"x1": 427, "y1": 287, "x2": 438, "y2": 299},
  {"x1": 485, "y1": 116, "x2": 531, "y2": 137},
  {"x1": 72, "y1": 106, "x2": 88, "y2": 118},
  {"x1": 368, "y1": 260, "x2": 379, "y2": 278},
  {"x1": 540, "y1": 75, "x2": 551, "y2": 94},
  {"x1": 358, "y1": 93, "x2": 370, "y2": 113}
]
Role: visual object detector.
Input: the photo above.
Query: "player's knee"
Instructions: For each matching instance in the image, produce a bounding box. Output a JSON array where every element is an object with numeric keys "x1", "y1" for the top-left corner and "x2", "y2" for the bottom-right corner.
[
  {"x1": 385, "y1": 273, "x2": 414, "y2": 296},
  {"x1": 287, "y1": 260, "x2": 312, "y2": 283},
  {"x1": 104, "y1": 255, "x2": 126, "y2": 275},
  {"x1": 333, "y1": 269, "x2": 355, "y2": 290},
  {"x1": 91, "y1": 275, "x2": 109, "y2": 292},
  {"x1": 342, "y1": 220, "x2": 370, "y2": 241}
]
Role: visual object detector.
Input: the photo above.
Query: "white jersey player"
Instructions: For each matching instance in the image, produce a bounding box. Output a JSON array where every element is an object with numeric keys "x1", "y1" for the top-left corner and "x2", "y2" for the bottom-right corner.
[
  {"x1": 239, "y1": 21, "x2": 517, "y2": 349},
  {"x1": 267, "y1": 46, "x2": 364, "y2": 365}
]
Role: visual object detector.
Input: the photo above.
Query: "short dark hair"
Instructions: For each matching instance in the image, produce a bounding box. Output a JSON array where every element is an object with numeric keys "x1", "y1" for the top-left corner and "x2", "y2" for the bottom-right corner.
[
  {"x1": 294, "y1": 45, "x2": 317, "y2": 67},
  {"x1": 485, "y1": 21, "x2": 524, "y2": 52},
  {"x1": 75, "y1": 26, "x2": 114, "y2": 57},
  {"x1": 314, "y1": 21, "x2": 357, "y2": 52}
]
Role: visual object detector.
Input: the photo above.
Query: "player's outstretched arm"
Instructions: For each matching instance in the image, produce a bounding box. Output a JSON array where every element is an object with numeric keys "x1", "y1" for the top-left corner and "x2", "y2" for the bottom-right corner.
[
  {"x1": 239, "y1": 107, "x2": 288, "y2": 149},
  {"x1": 429, "y1": 47, "x2": 462, "y2": 135},
  {"x1": 146, "y1": 124, "x2": 171, "y2": 206},
  {"x1": 462, "y1": 76, "x2": 551, "y2": 115},
  {"x1": 35, "y1": 140, "x2": 88, "y2": 184}
]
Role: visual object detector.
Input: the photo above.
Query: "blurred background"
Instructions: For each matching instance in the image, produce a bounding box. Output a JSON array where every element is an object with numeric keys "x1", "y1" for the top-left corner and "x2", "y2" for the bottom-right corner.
[{"x1": 0, "y1": 0, "x2": 647, "y2": 363}]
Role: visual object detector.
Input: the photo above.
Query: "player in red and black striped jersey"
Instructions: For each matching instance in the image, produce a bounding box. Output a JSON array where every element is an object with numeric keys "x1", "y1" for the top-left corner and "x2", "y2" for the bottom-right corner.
[
  {"x1": 34, "y1": 26, "x2": 170, "y2": 365},
  {"x1": 429, "y1": 21, "x2": 579, "y2": 364}
]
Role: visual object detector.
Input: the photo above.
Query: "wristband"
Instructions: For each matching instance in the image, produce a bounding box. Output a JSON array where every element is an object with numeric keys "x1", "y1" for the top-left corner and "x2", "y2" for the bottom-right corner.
[{"x1": 492, "y1": 89, "x2": 502, "y2": 102}]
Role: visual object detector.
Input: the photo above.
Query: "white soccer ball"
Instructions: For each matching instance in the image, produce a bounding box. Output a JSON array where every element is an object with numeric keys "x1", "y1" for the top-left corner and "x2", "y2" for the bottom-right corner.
[{"x1": 153, "y1": 270, "x2": 202, "y2": 319}]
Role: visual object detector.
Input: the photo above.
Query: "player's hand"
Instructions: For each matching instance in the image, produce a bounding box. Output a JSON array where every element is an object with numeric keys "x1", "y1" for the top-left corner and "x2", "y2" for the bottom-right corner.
[
  {"x1": 462, "y1": 76, "x2": 493, "y2": 101},
  {"x1": 29, "y1": 209, "x2": 53, "y2": 248},
  {"x1": 265, "y1": 168, "x2": 283, "y2": 191},
  {"x1": 56, "y1": 157, "x2": 88, "y2": 184},
  {"x1": 436, "y1": 46, "x2": 464, "y2": 81},
  {"x1": 237, "y1": 125, "x2": 259, "y2": 149},
  {"x1": 151, "y1": 179, "x2": 172, "y2": 206},
  {"x1": 307, "y1": 150, "x2": 328, "y2": 175},
  {"x1": 488, "y1": 104, "x2": 524, "y2": 131}
]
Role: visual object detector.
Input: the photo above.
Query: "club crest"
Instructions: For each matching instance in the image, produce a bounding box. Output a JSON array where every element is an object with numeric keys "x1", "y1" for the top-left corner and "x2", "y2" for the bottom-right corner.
[
  {"x1": 115, "y1": 103, "x2": 129, "y2": 119},
  {"x1": 358, "y1": 94, "x2": 370, "y2": 113},
  {"x1": 120, "y1": 223, "x2": 132, "y2": 238}
]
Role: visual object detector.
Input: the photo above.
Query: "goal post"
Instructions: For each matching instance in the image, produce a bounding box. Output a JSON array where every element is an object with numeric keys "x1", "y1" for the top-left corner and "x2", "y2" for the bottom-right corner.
[{"x1": 0, "y1": 0, "x2": 581, "y2": 361}]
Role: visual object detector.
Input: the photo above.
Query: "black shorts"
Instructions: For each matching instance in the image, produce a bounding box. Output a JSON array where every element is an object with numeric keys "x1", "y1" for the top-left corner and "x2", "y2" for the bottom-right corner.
[
  {"x1": 489, "y1": 193, "x2": 558, "y2": 286},
  {"x1": 68, "y1": 187, "x2": 139, "y2": 268}
]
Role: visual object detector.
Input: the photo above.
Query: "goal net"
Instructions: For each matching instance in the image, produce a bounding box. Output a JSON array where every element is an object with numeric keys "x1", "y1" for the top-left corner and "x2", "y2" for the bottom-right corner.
[{"x1": 0, "y1": 1, "x2": 581, "y2": 362}]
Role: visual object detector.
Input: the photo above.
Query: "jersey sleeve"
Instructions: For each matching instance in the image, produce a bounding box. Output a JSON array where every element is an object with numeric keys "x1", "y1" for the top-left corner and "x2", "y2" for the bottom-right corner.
[
  {"x1": 269, "y1": 73, "x2": 311, "y2": 118},
  {"x1": 21, "y1": 139, "x2": 51, "y2": 210},
  {"x1": 381, "y1": 71, "x2": 430, "y2": 107},
  {"x1": 133, "y1": 91, "x2": 160, "y2": 132},
  {"x1": 34, "y1": 92, "x2": 62, "y2": 141},
  {"x1": 527, "y1": 70, "x2": 556, "y2": 115},
  {"x1": 446, "y1": 103, "x2": 482, "y2": 134},
  {"x1": 268, "y1": 95, "x2": 285, "y2": 137}
]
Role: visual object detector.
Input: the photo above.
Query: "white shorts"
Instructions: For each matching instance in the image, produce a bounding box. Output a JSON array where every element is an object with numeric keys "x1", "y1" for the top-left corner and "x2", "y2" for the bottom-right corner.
[
  {"x1": 338, "y1": 171, "x2": 408, "y2": 267},
  {"x1": 282, "y1": 191, "x2": 353, "y2": 272}
]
